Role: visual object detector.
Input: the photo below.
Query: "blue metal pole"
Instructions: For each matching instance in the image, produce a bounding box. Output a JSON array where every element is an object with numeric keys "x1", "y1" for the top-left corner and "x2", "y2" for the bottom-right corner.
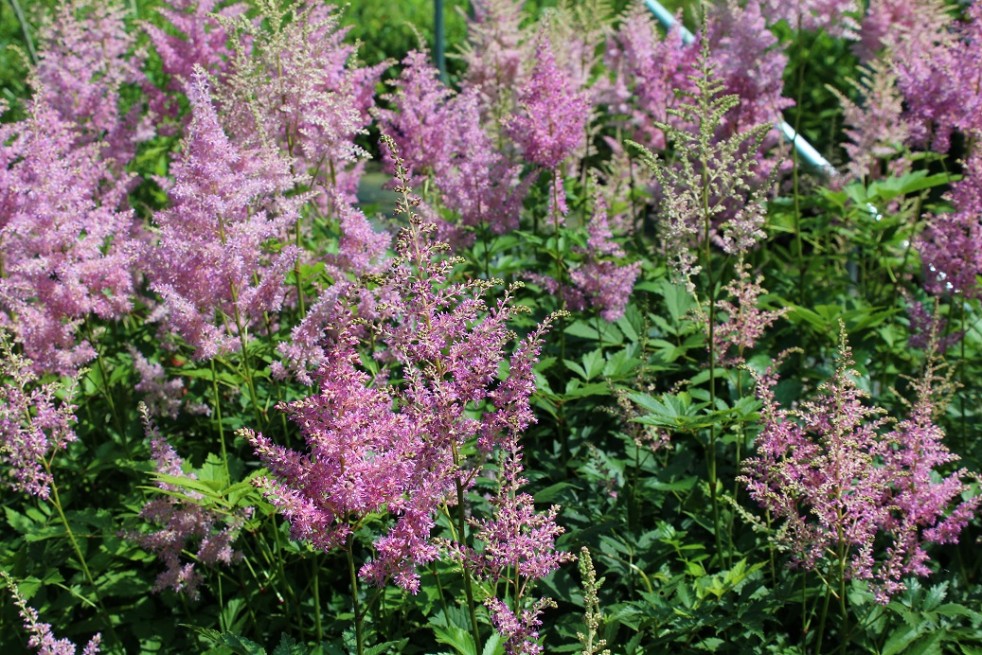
[{"x1": 642, "y1": 0, "x2": 838, "y2": 178}]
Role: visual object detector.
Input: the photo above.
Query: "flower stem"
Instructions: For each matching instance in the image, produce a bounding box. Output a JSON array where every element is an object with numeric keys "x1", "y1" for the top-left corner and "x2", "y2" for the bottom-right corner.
[{"x1": 346, "y1": 539, "x2": 364, "y2": 655}]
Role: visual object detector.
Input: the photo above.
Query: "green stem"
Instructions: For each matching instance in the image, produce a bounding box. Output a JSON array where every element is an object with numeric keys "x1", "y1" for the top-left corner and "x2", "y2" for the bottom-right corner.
[
  {"x1": 347, "y1": 540, "x2": 364, "y2": 655},
  {"x1": 454, "y1": 474, "x2": 482, "y2": 649},
  {"x1": 43, "y1": 463, "x2": 120, "y2": 647},
  {"x1": 312, "y1": 556, "x2": 323, "y2": 644},
  {"x1": 210, "y1": 358, "x2": 230, "y2": 482},
  {"x1": 6, "y1": 0, "x2": 37, "y2": 64}
]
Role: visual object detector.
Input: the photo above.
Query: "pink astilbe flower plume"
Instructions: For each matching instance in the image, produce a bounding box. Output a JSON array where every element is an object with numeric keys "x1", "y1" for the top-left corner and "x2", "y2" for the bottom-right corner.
[
  {"x1": 128, "y1": 406, "x2": 251, "y2": 599},
  {"x1": 600, "y1": 5, "x2": 695, "y2": 153},
  {"x1": 632, "y1": 43, "x2": 771, "y2": 284},
  {"x1": 146, "y1": 70, "x2": 300, "y2": 359},
  {"x1": 37, "y1": 0, "x2": 152, "y2": 181},
  {"x1": 220, "y1": 0, "x2": 385, "y2": 206},
  {"x1": 143, "y1": 0, "x2": 246, "y2": 122},
  {"x1": 833, "y1": 58, "x2": 911, "y2": 181},
  {"x1": 380, "y1": 52, "x2": 526, "y2": 238},
  {"x1": 0, "y1": 332, "x2": 78, "y2": 500},
  {"x1": 566, "y1": 193, "x2": 641, "y2": 322},
  {"x1": 2, "y1": 572, "x2": 101, "y2": 655},
  {"x1": 461, "y1": 0, "x2": 528, "y2": 119},
  {"x1": 0, "y1": 97, "x2": 139, "y2": 375},
  {"x1": 760, "y1": 0, "x2": 861, "y2": 39},
  {"x1": 712, "y1": 262, "x2": 786, "y2": 366},
  {"x1": 508, "y1": 37, "x2": 589, "y2": 172},
  {"x1": 740, "y1": 327, "x2": 980, "y2": 603},
  {"x1": 247, "y1": 138, "x2": 565, "y2": 594},
  {"x1": 919, "y1": 145, "x2": 982, "y2": 298}
]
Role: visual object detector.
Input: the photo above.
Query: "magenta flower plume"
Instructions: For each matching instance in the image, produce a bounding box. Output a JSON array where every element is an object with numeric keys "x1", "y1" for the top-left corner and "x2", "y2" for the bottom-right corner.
[
  {"x1": 706, "y1": 0, "x2": 793, "y2": 140},
  {"x1": 760, "y1": 0, "x2": 861, "y2": 39},
  {"x1": 129, "y1": 408, "x2": 250, "y2": 599},
  {"x1": 147, "y1": 70, "x2": 300, "y2": 359},
  {"x1": 220, "y1": 1, "x2": 385, "y2": 205},
  {"x1": 508, "y1": 37, "x2": 589, "y2": 172},
  {"x1": 601, "y1": 6, "x2": 695, "y2": 152},
  {"x1": 461, "y1": 0, "x2": 528, "y2": 115},
  {"x1": 919, "y1": 146, "x2": 982, "y2": 298},
  {"x1": 834, "y1": 59, "x2": 911, "y2": 181},
  {"x1": 379, "y1": 50, "x2": 456, "y2": 183},
  {"x1": 566, "y1": 195, "x2": 641, "y2": 321},
  {"x1": 145, "y1": 0, "x2": 243, "y2": 86},
  {"x1": 740, "y1": 331, "x2": 980, "y2": 602},
  {"x1": 381, "y1": 53, "x2": 526, "y2": 236},
  {"x1": 248, "y1": 143, "x2": 559, "y2": 592},
  {"x1": 37, "y1": 0, "x2": 151, "y2": 179},
  {"x1": 0, "y1": 333, "x2": 77, "y2": 500},
  {"x1": 0, "y1": 97, "x2": 139, "y2": 375},
  {"x1": 2, "y1": 572, "x2": 101, "y2": 655},
  {"x1": 712, "y1": 263, "x2": 786, "y2": 366}
]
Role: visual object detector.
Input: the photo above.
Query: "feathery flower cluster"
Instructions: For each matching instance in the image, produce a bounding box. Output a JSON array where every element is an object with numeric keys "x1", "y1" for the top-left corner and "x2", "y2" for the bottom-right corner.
[
  {"x1": 565, "y1": 195, "x2": 640, "y2": 321},
  {"x1": 759, "y1": 0, "x2": 860, "y2": 39},
  {"x1": 633, "y1": 46, "x2": 770, "y2": 283},
  {"x1": 919, "y1": 146, "x2": 982, "y2": 298},
  {"x1": 1, "y1": 572, "x2": 100, "y2": 655},
  {"x1": 0, "y1": 97, "x2": 138, "y2": 375},
  {"x1": 220, "y1": 0, "x2": 385, "y2": 205},
  {"x1": 145, "y1": 0, "x2": 243, "y2": 89},
  {"x1": 888, "y1": 1, "x2": 971, "y2": 153},
  {"x1": 130, "y1": 408, "x2": 249, "y2": 599},
  {"x1": 485, "y1": 596, "x2": 556, "y2": 655},
  {"x1": 147, "y1": 71, "x2": 300, "y2": 359},
  {"x1": 601, "y1": 6, "x2": 694, "y2": 152},
  {"x1": 854, "y1": 0, "x2": 949, "y2": 63},
  {"x1": 712, "y1": 263, "x2": 786, "y2": 366},
  {"x1": 834, "y1": 59, "x2": 910, "y2": 181},
  {"x1": 37, "y1": 0, "x2": 151, "y2": 179},
  {"x1": 381, "y1": 52, "x2": 525, "y2": 236},
  {"x1": 0, "y1": 333, "x2": 77, "y2": 500},
  {"x1": 904, "y1": 296, "x2": 962, "y2": 352},
  {"x1": 741, "y1": 332, "x2": 980, "y2": 602},
  {"x1": 508, "y1": 38, "x2": 589, "y2": 174},
  {"x1": 461, "y1": 0, "x2": 528, "y2": 117},
  {"x1": 706, "y1": 0, "x2": 792, "y2": 139},
  {"x1": 248, "y1": 144, "x2": 563, "y2": 593},
  {"x1": 129, "y1": 348, "x2": 209, "y2": 418}
]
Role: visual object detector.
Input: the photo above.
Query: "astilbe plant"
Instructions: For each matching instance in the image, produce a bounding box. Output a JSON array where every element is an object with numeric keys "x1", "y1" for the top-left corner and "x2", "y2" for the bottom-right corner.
[
  {"x1": 146, "y1": 70, "x2": 300, "y2": 359},
  {"x1": 565, "y1": 194, "x2": 641, "y2": 322},
  {"x1": 246, "y1": 140, "x2": 569, "y2": 651},
  {"x1": 740, "y1": 329, "x2": 980, "y2": 604},
  {"x1": 711, "y1": 262, "x2": 786, "y2": 367},
  {"x1": 507, "y1": 36, "x2": 589, "y2": 217},
  {"x1": 601, "y1": 5, "x2": 694, "y2": 153},
  {"x1": 461, "y1": 0, "x2": 528, "y2": 122},
  {"x1": 0, "y1": 96, "x2": 139, "y2": 375},
  {"x1": 0, "y1": 332, "x2": 77, "y2": 500},
  {"x1": 919, "y1": 143, "x2": 982, "y2": 298},
  {"x1": 1, "y1": 572, "x2": 101, "y2": 655},
  {"x1": 143, "y1": 0, "x2": 246, "y2": 122},
  {"x1": 832, "y1": 58, "x2": 911, "y2": 182},
  {"x1": 37, "y1": 0, "x2": 151, "y2": 181},
  {"x1": 759, "y1": 0, "x2": 860, "y2": 38},
  {"x1": 380, "y1": 51, "x2": 525, "y2": 239},
  {"x1": 129, "y1": 406, "x2": 250, "y2": 599},
  {"x1": 632, "y1": 43, "x2": 771, "y2": 285},
  {"x1": 220, "y1": 0, "x2": 385, "y2": 207}
]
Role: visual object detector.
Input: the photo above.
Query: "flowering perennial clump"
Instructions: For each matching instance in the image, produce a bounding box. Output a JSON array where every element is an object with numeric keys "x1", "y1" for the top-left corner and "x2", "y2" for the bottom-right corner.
[
  {"x1": 741, "y1": 332, "x2": 980, "y2": 602},
  {"x1": 0, "y1": 332, "x2": 77, "y2": 500},
  {"x1": 2, "y1": 572, "x2": 101, "y2": 655},
  {"x1": 147, "y1": 71, "x2": 300, "y2": 359},
  {"x1": 246, "y1": 144, "x2": 570, "y2": 624},
  {"x1": 129, "y1": 407, "x2": 250, "y2": 599}
]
